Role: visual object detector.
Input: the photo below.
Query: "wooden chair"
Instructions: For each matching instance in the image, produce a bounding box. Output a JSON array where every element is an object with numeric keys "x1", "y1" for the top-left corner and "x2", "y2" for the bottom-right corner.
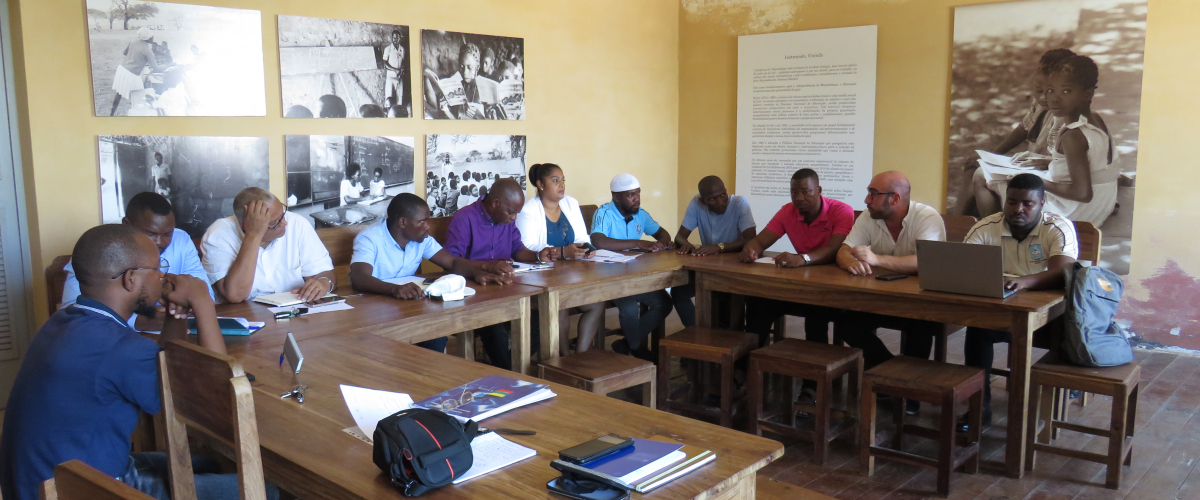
[
  {"x1": 44, "y1": 254, "x2": 72, "y2": 315},
  {"x1": 159, "y1": 340, "x2": 267, "y2": 500},
  {"x1": 658, "y1": 327, "x2": 758, "y2": 427},
  {"x1": 1025, "y1": 355, "x2": 1138, "y2": 489},
  {"x1": 40, "y1": 460, "x2": 154, "y2": 500},
  {"x1": 749, "y1": 339, "x2": 862, "y2": 465},
  {"x1": 861, "y1": 357, "x2": 984, "y2": 497},
  {"x1": 316, "y1": 224, "x2": 372, "y2": 286},
  {"x1": 942, "y1": 214, "x2": 977, "y2": 244},
  {"x1": 539, "y1": 349, "x2": 656, "y2": 408}
]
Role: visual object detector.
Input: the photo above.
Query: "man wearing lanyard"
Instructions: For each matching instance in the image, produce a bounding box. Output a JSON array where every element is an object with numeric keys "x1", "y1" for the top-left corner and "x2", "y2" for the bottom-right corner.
[{"x1": 1, "y1": 225, "x2": 277, "y2": 500}]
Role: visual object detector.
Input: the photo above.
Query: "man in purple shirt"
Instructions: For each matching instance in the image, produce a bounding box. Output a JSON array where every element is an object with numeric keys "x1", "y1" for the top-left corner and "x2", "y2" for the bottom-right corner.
[{"x1": 445, "y1": 179, "x2": 554, "y2": 369}]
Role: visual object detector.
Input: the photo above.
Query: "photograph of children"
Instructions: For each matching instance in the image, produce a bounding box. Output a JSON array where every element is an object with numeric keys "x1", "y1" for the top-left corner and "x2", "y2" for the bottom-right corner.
[
  {"x1": 425, "y1": 135, "x2": 527, "y2": 217},
  {"x1": 278, "y1": 15, "x2": 412, "y2": 118},
  {"x1": 946, "y1": 0, "x2": 1146, "y2": 274},
  {"x1": 286, "y1": 135, "x2": 416, "y2": 228},
  {"x1": 86, "y1": 0, "x2": 266, "y2": 117},
  {"x1": 98, "y1": 136, "x2": 269, "y2": 238},
  {"x1": 421, "y1": 30, "x2": 524, "y2": 120}
]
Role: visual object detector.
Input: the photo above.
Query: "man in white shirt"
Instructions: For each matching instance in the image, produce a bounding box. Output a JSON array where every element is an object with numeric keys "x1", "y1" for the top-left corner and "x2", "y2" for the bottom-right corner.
[
  {"x1": 961, "y1": 173, "x2": 1078, "y2": 429},
  {"x1": 201, "y1": 187, "x2": 335, "y2": 303},
  {"x1": 836, "y1": 171, "x2": 946, "y2": 414}
]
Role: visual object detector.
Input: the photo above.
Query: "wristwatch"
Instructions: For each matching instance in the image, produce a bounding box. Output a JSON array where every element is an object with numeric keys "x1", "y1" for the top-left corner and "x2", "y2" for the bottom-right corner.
[
  {"x1": 717, "y1": 242, "x2": 725, "y2": 252},
  {"x1": 801, "y1": 253, "x2": 812, "y2": 266}
]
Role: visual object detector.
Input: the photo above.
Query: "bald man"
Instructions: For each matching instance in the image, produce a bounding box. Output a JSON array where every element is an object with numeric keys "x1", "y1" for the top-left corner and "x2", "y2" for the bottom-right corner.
[
  {"x1": 445, "y1": 178, "x2": 555, "y2": 370},
  {"x1": 835, "y1": 171, "x2": 946, "y2": 415},
  {"x1": 1, "y1": 225, "x2": 278, "y2": 500}
]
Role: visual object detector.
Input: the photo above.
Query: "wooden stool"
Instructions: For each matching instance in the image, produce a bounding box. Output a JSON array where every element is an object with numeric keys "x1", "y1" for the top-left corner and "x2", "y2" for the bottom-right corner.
[
  {"x1": 1025, "y1": 356, "x2": 1139, "y2": 489},
  {"x1": 539, "y1": 350, "x2": 657, "y2": 408},
  {"x1": 658, "y1": 326, "x2": 758, "y2": 427},
  {"x1": 748, "y1": 339, "x2": 862, "y2": 465},
  {"x1": 861, "y1": 356, "x2": 984, "y2": 497}
]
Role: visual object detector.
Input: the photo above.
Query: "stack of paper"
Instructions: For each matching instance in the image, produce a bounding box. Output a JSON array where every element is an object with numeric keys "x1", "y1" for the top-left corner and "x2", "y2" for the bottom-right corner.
[
  {"x1": 580, "y1": 249, "x2": 640, "y2": 264},
  {"x1": 975, "y1": 150, "x2": 1051, "y2": 182},
  {"x1": 253, "y1": 291, "x2": 338, "y2": 307},
  {"x1": 413, "y1": 375, "x2": 557, "y2": 423},
  {"x1": 452, "y1": 432, "x2": 537, "y2": 484}
]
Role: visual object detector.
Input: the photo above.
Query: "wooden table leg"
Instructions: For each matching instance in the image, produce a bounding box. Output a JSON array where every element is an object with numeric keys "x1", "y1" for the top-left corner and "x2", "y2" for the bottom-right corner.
[
  {"x1": 537, "y1": 291, "x2": 560, "y2": 363},
  {"x1": 695, "y1": 272, "x2": 713, "y2": 328},
  {"x1": 1006, "y1": 312, "x2": 1035, "y2": 477},
  {"x1": 511, "y1": 297, "x2": 532, "y2": 375}
]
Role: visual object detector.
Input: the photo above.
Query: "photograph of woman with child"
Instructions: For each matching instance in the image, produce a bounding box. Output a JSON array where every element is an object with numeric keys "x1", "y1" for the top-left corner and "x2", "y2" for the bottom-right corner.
[{"x1": 946, "y1": 0, "x2": 1146, "y2": 274}]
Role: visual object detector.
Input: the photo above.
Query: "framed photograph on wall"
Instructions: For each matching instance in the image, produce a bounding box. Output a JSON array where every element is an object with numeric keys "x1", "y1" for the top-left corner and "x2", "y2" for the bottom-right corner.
[
  {"x1": 425, "y1": 135, "x2": 526, "y2": 217},
  {"x1": 421, "y1": 30, "x2": 524, "y2": 120},
  {"x1": 285, "y1": 135, "x2": 416, "y2": 228}
]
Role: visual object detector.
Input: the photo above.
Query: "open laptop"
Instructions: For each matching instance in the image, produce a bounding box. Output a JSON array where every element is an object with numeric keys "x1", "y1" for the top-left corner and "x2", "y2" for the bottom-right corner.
[{"x1": 917, "y1": 240, "x2": 1015, "y2": 299}]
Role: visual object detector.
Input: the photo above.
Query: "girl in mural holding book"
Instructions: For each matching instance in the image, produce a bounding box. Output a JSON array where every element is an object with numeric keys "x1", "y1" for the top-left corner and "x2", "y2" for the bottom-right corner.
[{"x1": 1041, "y1": 54, "x2": 1118, "y2": 226}]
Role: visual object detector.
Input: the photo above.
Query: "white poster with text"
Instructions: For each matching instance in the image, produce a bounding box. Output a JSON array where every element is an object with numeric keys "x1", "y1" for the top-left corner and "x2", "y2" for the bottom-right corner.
[{"x1": 736, "y1": 26, "x2": 877, "y2": 252}]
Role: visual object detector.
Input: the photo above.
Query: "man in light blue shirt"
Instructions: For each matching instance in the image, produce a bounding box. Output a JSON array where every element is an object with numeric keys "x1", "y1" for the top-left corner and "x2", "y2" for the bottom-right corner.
[
  {"x1": 590, "y1": 173, "x2": 673, "y2": 361},
  {"x1": 350, "y1": 193, "x2": 507, "y2": 353},
  {"x1": 671, "y1": 175, "x2": 757, "y2": 326},
  {"x1": 61, "y1": 192, "x2": 212, "y2": 331}
]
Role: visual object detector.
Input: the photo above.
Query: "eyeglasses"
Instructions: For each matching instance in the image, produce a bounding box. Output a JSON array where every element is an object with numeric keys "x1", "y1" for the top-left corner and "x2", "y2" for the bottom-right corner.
[
  {"x1": 110, "y1": 257, "x2": 169, "y2": 280},
  {"x1": 867, "y1": 190, "x2": 896, "y2": 199},
  {"x1": 267, "y1": 213, "x2": 286, "y2": 230}
]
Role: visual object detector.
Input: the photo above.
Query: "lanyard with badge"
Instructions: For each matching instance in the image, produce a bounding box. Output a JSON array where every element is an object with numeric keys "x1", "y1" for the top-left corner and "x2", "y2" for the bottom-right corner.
[{"x1": 72, "y1": 304, "x2": 132, "y2": 329}]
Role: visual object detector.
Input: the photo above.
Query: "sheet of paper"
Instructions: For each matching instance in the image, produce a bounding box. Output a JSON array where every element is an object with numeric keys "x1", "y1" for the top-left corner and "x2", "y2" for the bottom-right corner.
[
  {"x1": 512, "y1": 262, "x2": 553, "y2": 273},
  {"x1": 581, "y1": 249, "x2": 639, "y2": 263},
  {"x1": 339, "y1": 385, "x2": 414, "y2": 439},
  {"x1": 754, "y1": 257, "x2": 775, "y2": 264},
  {"x1": 452, "y1": 432, "x2": 537, "y2": 484},
  {"x1": 977, "y1": 160, "x2": 1052, "y2": 182},
  {"x1": 268, "y1": 302, "x2": 354, "y2": 315}
]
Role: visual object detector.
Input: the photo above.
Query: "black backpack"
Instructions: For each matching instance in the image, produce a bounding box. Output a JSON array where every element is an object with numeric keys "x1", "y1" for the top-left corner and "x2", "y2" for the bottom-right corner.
[{"x1": 373, "y1": 408, "x2": 479, "y2": 496}]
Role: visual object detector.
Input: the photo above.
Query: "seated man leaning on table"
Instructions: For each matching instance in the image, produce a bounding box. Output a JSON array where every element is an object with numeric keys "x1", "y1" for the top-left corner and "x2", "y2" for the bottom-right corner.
[
  {"x1": 202, "y1": 187, "x2": 335, "y2": 303},
  {"x1": 670, "y1": 175, "x2": 757, "y2": 328},
  {"x1": 740, "y1": 168, "x2": 855, "y2": 347},
  {"x1": 835, "y1": 171, "x2": 946, "y2": 415},
  {"x1": 350, "y1": 193, "x2": 511, "y2": 353},
  {"x1": 590, "y1": 173, "x2": 674, "y2": 361},
  {"x1": 445, "y1": 178, "x2": 556, "y2": 370},
  {"x1": 0, "y1": 224, "x2": 279, "y2": 500},
  {"x1": 61, "y1": 191, "x2": 213, "y2": 331},
  {"x1": 960, "y1": 173, "x2": 1078, "y2": 430}
]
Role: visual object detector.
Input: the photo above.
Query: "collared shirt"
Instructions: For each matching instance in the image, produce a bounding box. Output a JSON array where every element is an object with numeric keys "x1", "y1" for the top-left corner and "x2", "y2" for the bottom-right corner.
[
  {"x1": 383, "y1": 43, "x2": 403, "y2": 75},
  {"x1": 444, "y1": 200, "x2": 527, "y2": 261},
  {"x1": 843, "y1": 200, "x2": 946, "y2": 256},
  {"x1": 351, "y1": 222, "x2": 442, "y2": 280},
  {"x1": 0, "y1": 297, "x2": 160, "y2": 500},
  {"x1": 201, "y1": 212, "x2": 334, "y2": 301},
  {"x1": 681, "y1": 194, "x2": 756, "y2": 246},
  {"x1": 590, "y1": 201, "x2": 661, "y2": 240},
  {"x1": 763, "y1": 196, "x2": 855, "y2": 254},
  {"x1": 964, "y1": 211, "x2": 1079, "y2": 276},
  {"x1": 61, "y1": 227, "x2": 213, "y2": 328}
]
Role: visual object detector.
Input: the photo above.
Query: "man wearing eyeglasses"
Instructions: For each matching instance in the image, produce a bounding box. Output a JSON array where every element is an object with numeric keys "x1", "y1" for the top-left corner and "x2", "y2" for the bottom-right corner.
[
  {"x1": 671, "y1": 175, "x2": 757, "y2": 327},
  {"x1": 60, "y1": 192, "x2": 212, "y2": 330},
  {"x1": 835, "y1": 171, "x2": 946, "y2": 414},
  {"x1": 201, "y1": 187, "x2": 335, "y2": 303}
]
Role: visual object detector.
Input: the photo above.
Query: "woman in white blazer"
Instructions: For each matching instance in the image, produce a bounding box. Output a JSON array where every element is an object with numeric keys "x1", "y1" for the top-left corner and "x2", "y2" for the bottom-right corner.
[{"x1": 516, "y1": 163, "x2": 604, "y2": 354}]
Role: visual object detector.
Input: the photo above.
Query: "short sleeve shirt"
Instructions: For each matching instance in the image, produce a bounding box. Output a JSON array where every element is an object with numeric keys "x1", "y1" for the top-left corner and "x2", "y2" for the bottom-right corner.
[
  {"x1": 383, "y1": 44, "x2": 403, "y2": 74},
  {"x1": 201, "y1": 212, "x2": 334, "y2": 301},
  {"x1": 443, "y1": 200, "x2": 527, "y2": 261},
  {"x1": 351, "y1": 223, "x2": 442, "y2": 280},
  {"x1": 680, "y1": 195, "x2": 756, "y2": 246},
  {"x1": 590, "y1": 201, "x2": 660, "y2": 240},
  {"x1": 763, "y1": 197, "x2": 855, "y2": 254},
  {"x1": 964, "y1": 211, "x2": 1079, "y2": 276},
  {"x1": 843, "y1": 201, "x2": 946, "y2": 256}
]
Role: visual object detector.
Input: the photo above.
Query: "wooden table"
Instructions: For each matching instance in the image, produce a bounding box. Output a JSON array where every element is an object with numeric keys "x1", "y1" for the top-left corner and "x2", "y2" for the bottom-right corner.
[
  {"x1": 217, "y1": 282, "x2": 543, "y2": 374},
  {"x1": 234, "y1": 332, "x2": 783, "y2": 500},
  {"x1": 684, "y1": 254, "x2": 1065, "y2": 478},
  {"x1": 509, "y1": 251, "x2": 690, "y2": 360}
]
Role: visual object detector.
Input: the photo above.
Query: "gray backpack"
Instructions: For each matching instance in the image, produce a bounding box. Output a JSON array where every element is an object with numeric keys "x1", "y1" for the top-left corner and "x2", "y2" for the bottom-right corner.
[{"x1": 1061, "y1": 262, "x2": 1134, "y2": 367}]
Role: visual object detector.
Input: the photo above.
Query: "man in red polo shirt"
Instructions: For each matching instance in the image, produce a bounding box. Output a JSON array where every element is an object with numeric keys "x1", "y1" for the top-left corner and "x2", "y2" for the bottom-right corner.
[{"x1": 740, "y1": 168, "x2": 855, "y2": 345}]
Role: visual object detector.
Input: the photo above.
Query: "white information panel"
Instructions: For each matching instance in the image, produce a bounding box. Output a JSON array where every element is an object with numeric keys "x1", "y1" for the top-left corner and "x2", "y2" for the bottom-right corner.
[{"x1": 736, "y1": 26, "x2": 878, "y2": 252}]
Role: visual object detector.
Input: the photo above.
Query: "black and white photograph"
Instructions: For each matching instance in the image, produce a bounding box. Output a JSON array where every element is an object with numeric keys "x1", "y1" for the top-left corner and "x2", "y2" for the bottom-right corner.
[
  {"x1": 946, "y1": 0, "x2": 1146, "y2": 274},
  {"x1": 421, "y1": 30, "x2": 524, "y2": 120},
  {"x1": 98, "y1": 136, "x2": 269, "y2": 238},
  {"x1": 286, "y1": 135, "x2": 415, "y2": 228},
  {"x1": 85, "y1": 0, "x2": 266, "y2": 117},
  {"x1": 278, "y1": 15, "x2": 412, "y2": 119},
  {"x1": 425, "y1": 135, "x2": 527, "y2": 217}
]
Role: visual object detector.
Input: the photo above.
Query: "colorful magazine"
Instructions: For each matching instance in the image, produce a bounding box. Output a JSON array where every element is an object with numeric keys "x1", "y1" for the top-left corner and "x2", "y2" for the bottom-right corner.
[{"x1": 412, "y1": 375, "x2": 556, "y2": 422}]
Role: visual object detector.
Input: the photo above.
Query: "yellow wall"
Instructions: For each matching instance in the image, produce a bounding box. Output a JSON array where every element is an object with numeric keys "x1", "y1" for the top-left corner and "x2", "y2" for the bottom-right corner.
[
  {"x1": 10, "y1": 0, "x2": 680, "y2": 327},
  {"x1": 679, "y1": 0, "x2": 1200, "y2": 345}
]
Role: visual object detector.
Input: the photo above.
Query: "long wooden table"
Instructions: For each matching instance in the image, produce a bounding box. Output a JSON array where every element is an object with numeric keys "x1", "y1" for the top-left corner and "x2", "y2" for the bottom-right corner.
[
  {"x1": 233, "y1": 332, "x2": 783, "y2": 500},
  {"x1": 509, "y1": 251, "x2": 691, "y2": 360},
  {"x1": 683, "y1": 254, "x2": 1065, "y2": 478},
  {"x1": 218, "y1": 282, "x2": 543, "y2": 374}
]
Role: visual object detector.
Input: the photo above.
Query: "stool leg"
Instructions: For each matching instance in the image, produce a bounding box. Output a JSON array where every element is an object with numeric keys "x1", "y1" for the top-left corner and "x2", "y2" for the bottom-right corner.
[
  {"x1": 934, "y1": 332, "x2": 947, "y2": 363},
  {"x1": 1039, "y1": 386, "x2": 1055, "y2": 443},
  {"x1": 643, "y1": 378, "x2": 656, "y2": 409},
  {"x1": 1025, "y1": 382, "x2": 1042, "y2": 472},
  {"x1": 892, "y1": 396, "x2": 904, "y2": 451},
  {"x1": 749, "y1": 358, "x2": 764, "y2": 437},
  {"x1": 860, "y1": 380, "x2": 877, "y2": 477},
  {"x1": 720, "y1": 353, "x2": 734, "y2": 428},
  {"x1": 785, "y1": 376, "x2": 797, "y2": 427},
  {"x1": 657, "y1": 346, "x2": 669, "y2": 411},
  {"x1": 1125, "y1": 383, "x2": 1138, "y2": 466},
  {"x1": 938, "y1": 393, "x2": 955, "y2": 497},
  {"x1": 1053, "y1": 388, "x2": 1070, "y2": 439},
  {"x1": 1107, "y1": 387, "x2": 1128, "y2": 489},
  {"x1": 687, "y1": 358, "x2": 701, "y2": 404},
  {"x1": 967, "y1": 390, "x2": 982, "y2": 473},
  {"x1": 1081, "y1": 391, "x2": 1090, "y2": 408},
  {"x1": 772, "y1": 316, "x2": 787, "y2": 344},
  {"x1": 814, "y1": 374, "x2": 830, "y2": 465},
  {"x1": 850, "y1": 357, "x2": 863, "y2": 446}
]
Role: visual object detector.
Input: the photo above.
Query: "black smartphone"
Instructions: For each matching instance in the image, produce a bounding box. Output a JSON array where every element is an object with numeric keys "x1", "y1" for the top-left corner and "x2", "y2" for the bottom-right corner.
[
  {"x1": 422, "y1": 277, "x2": 437, "y2": 285},
  {"x1": 558, "y1": 434, "x2": 633, "y2": 464},
  {"x1": 875, "y1": 273, "x2": 908, "y2": 281},
  {"x1": 581, "y1": 242, "x2": 597, "y2": 252}
]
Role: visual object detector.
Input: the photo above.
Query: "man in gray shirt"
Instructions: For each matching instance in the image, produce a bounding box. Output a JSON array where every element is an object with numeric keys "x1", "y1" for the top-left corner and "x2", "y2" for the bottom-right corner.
[{"x1": 671, "y1": 175, "x2": 756, "y2": 326}]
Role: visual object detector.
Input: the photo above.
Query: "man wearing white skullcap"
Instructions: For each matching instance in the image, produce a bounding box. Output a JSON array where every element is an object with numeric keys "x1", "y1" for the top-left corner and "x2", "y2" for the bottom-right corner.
[
  {"x1": 590, "y1": 173, "x2": 674, "y2": 360},
  {"x1": 109, "y1": 27, "x2": 166, "y2": 116}
]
